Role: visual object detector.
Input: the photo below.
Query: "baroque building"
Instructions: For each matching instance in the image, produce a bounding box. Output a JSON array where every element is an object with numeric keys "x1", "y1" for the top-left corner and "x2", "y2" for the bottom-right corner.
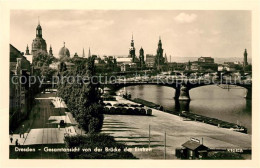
[
  {"x1": 31, "y1": 21, "x2": 47, "y2": 56},
  {"x1": 154, "y1": 36, "x2": 165, "y2": 69},
  {"x1": 59, "y1": 42, "x2": 70, "y2": 61},
  {"x1": 139, "y1": 47, "x2": 145, "y2": 68},
  {"x1": 129, "y1": 34, "x2": 136, "y2": 62}
]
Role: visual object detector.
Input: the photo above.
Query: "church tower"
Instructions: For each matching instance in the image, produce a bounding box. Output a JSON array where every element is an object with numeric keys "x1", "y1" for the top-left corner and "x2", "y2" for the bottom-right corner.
[
  {"x1": 82, "y1": 48, "x2": 85, "y2": 57},
  {"x1": 88, "y1": 47, "x2": 91, "y2": 58},
  {"x1": 155, "y1": 36, "x2": 164, "y2": 69},
  {"x1": 157, "y1": 36, "x2": 164, "y2": 59},
  {"x1": 139, "y1": 47, "x2": 145, "y2": 67},
  {"x1": 25, "y1": 44, "x2": 30, "y2": 55},
  {"x1": 243, "y1": 49, "x2": 248, "y2": 67},
  {"x1": 164, "y1": 53, "x2": 168, "y2": 63},
  {"x1": 31, "y1": 18, "x2": 47, "y2": 56},
  {"x1": 36, "y1": 21, "x2": 42, "y2": 38},
  {"x1": 129, "y1": 33, "x2": 136, "y2": 62}
]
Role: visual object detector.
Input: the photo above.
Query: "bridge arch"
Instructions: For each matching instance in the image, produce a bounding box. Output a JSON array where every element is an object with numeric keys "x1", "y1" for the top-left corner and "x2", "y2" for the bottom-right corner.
[{"x1": 103, "y1": 82, "x2": 252, "y2": 101}]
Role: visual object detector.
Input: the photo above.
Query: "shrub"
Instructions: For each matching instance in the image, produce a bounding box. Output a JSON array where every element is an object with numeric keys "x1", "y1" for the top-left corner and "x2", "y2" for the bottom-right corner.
[
  {"x1": 110, "y1": 107, "x2": 116, "y2": 114},
  {"x1": 78, "y1": 103, "x2": 104, "y2": 133},
  {"x1": 64, "y1": 134, "x2": 137, "y2": 159},
  {"x1": 140, "y1": 108, "x2": 146, "y2": 115},
  {"x1": 127, "y1": 108, "x2": 134, "y2": 115},
  {"x1": 133, "y1": 108, "x2": 140, "y2": 115},
  {"x1": 121, "y1": 108, "x2": 127, "y2": 115},
  {"x1": 115, "y1": 108, "x2": 122, "y2": 114},
  {"x1": 147, "y1": 109, "x2": 152, "y2": 115},
  {"x1": 88, "y1": 117, "x2": 103, "y2": 133}
]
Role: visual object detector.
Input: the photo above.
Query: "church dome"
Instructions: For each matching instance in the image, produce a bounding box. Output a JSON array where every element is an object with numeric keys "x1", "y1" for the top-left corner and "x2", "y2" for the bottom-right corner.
[{"x1": 59, "y1": 42, "x2": 70, "y2": 58}]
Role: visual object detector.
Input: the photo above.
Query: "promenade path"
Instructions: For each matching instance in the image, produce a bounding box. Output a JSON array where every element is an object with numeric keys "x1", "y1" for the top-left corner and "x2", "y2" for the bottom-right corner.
[
  {"x1": 102, "y1": 96, "x2": 251, "y2": 159},
  {"x1": 11, "y1": 93, "x2": 76, "y2": 146}
]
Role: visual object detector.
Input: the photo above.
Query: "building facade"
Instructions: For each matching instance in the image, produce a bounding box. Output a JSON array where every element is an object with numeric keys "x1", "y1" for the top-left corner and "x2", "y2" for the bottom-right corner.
[
  {"x1": 146, "y1": 54, "x2": 156, "y2": 68},
  {"x1": 10, "y1": 44, "x2": 32, "y2": 131}
]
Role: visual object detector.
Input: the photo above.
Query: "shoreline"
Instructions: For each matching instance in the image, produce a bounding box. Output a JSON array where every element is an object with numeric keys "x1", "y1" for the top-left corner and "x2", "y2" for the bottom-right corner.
[
  {"x1": 121, "y1": 96, "x2": 248, "y2": 134},
  {"x1": 102, "y1": 95, "x2": 251, "y2": 159}
]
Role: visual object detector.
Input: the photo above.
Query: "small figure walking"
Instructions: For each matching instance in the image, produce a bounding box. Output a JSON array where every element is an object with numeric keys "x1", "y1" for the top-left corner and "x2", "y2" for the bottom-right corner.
[
  {"x1": 58, "y1": 124, "x2": 60, "y2": 130},
  {"x1": 19, "y1": 132, "x2": 21, "y2": 138},
  {"x1": 15, "y1": 139, "x2": 18, "y2": 146},
  {"x1": 10, "y1": 137, "x2": 13, "y2": 143}
]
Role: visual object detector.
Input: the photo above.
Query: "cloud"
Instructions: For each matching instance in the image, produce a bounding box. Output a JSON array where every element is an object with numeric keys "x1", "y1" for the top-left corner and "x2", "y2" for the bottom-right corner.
[{"x1": 174, "y1": 13, "x2": 197, "y2": 23}]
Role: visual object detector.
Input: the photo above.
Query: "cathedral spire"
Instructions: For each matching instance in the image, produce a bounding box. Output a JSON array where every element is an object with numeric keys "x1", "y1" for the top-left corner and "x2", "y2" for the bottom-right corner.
[
  {"x1": 82, "y1": 48, "x2": 85, "y2": 57},
  {"x1": 131, "y1": 33, "x2": 134, "y2": 47},
  {"x1": 25, "y1": 44, "x2": 30, "y2": 55},
  {"x1": 129, "y1": 33, "x2": 136, "y2": 61},
  {"x1": 164, "y1": 53, "x2": 168, "y2": 63},
  {"x1": 88, "y1": 47, "x2": 91, "y2": 58},
  {"x1": 36, "y1": 18, "x2": 42, "y2": 38},
  {"x1": 243, "y1": 48, "x2": 248, "y2": 67},
  {"x1": 158, "y1": 36, "x2": 162, "y2": 47}
]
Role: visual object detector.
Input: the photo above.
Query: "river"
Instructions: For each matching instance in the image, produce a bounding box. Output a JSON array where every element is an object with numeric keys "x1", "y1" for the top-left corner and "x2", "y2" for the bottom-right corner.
[{"x1": 117, "y1": 85, "x2": 252, "y2": 134}]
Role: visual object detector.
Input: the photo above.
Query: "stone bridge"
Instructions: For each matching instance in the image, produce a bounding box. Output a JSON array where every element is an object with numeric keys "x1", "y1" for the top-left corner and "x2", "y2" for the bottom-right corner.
[{"x1": 103, "y1": 79, "x2": 252, "y2": 101}]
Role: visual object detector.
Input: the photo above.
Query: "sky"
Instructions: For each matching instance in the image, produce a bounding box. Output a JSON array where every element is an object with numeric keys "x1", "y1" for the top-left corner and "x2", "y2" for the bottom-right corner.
[{"x1": 10, "y1": 10, "x2": 251, "y2": 60}]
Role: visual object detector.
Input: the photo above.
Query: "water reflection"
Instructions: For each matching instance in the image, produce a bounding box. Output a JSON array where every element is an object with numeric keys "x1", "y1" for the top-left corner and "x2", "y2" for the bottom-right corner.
[{"x1": 175, "y1": 100, "x2": 190, "y2": 112}]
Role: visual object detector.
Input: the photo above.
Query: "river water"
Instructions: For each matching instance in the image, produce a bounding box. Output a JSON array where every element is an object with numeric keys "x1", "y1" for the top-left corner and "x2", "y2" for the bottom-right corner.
[{"x1": 117, "y1": 85, "x2": 252, "y2": 134}]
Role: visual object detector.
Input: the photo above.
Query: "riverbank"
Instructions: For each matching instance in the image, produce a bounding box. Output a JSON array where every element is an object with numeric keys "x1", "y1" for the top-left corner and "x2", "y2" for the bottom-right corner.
[
  {"x1": 130, "y1": 98, "x2": 247, "y2": 134},
  {"x1": 101, "y1": 96, "x2": 251, "y2": 159}
]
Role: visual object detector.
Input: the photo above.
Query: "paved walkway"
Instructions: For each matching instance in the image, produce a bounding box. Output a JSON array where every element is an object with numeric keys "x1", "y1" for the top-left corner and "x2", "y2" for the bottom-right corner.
[
  {"x1": 9, "y1": 133, "x2": 28, "y2": 146},
  {"x1": 23, "y1": 126, "x2": 76, "y2": 145},
  {"x1": 101, "y1": 96, "x2": 251, "y2": 159},
  {"x1": 11, "y1": 93, "x2": 78, "y2": 145}
]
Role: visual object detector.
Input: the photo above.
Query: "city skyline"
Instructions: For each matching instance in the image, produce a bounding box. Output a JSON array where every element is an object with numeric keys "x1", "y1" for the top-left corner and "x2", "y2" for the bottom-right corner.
[{"x1": 10, "y1": 10, "x2": 251, "y2": 60}]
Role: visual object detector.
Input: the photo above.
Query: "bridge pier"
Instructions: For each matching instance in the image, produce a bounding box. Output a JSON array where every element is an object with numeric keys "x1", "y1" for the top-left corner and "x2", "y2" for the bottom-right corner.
[
  {"x1": 175, "y1": 85, "x2": 190, "y2": 101},
  {"x1": 175, "y1": 100, "x2": 190, "y2": 112}
]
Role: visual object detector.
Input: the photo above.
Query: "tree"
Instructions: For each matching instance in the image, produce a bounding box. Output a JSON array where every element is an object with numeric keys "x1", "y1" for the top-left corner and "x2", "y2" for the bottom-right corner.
[
  {"x1": 57, "y1": 56, "x2": 104, "y2": 133},
  {"x1": 64, "y1": 134, "x2": 137, "y2": 159},
  {"x1": 32, "y1": 50, "x2": 55, "y2": 67}
]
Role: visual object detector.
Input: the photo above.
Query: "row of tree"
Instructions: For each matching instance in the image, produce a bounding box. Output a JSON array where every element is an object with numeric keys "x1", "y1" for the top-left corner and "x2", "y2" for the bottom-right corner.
[{"x1": 57, "y1": 56, "x2": 104, "y2": 133}]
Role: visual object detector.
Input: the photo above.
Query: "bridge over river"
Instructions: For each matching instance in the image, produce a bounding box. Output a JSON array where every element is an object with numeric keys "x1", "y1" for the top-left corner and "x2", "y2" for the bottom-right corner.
[
  {"x1": 103, "y1": 78, "x2": 252, "y2": 101},
  {"x1": 42, "y1": 77, "x2": 252, "y2": 101}
]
